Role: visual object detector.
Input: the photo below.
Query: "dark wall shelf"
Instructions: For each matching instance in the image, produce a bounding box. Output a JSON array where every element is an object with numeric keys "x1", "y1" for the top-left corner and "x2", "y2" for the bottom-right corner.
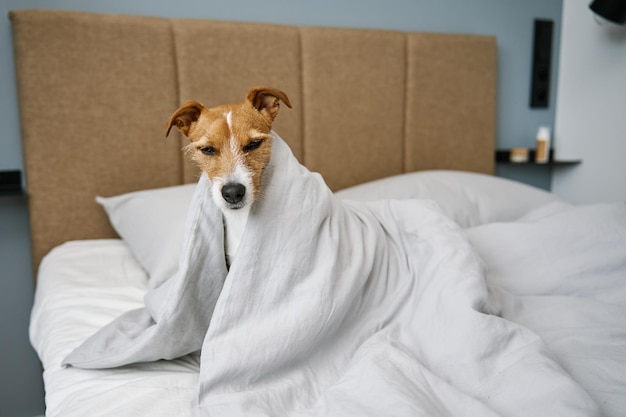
[
  {"x1": 495, "y1": 150, "x2": 581, "y2": 166},
  {"x1": 0, "y1": 170, "x2": 25, "y2": 196}
]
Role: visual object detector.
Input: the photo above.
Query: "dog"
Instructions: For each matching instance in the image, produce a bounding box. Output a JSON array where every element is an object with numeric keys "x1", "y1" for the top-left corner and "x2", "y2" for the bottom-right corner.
[{"x1": 165, "y1": 86, "x2": 291, "y2": 266}]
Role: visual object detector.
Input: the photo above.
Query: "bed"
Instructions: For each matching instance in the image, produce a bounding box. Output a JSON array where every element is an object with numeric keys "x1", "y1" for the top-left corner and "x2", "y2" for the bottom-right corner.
[{"x1": 10, "y1": 9, "x2": 626, "y2": 417}]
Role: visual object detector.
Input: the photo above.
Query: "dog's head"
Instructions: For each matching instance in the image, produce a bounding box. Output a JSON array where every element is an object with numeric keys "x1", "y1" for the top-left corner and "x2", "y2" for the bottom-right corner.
[{"x1": 166, "y1": 87, "x2": 291, "y2": 211}]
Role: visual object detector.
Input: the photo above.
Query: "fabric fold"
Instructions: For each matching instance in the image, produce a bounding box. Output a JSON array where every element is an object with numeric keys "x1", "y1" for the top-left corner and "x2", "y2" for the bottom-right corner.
[{"x1": 63, "y1": 174, "x2": 228, "y2": 368}]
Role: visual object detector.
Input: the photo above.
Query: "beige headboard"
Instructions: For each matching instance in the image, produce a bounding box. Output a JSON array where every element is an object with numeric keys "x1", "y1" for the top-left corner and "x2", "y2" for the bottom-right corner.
[{"x1": 9, "y1": 9, "x2": 496, "y2": 274}]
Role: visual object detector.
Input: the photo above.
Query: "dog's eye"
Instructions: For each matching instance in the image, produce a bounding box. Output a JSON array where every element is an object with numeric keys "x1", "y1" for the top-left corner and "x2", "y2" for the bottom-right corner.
[
  {"x1": 200, "y1": 146, "x2": 216, "y2": 156},
  {"x1": 243, "y1": 139, "x2": 263, "y2": 153}
]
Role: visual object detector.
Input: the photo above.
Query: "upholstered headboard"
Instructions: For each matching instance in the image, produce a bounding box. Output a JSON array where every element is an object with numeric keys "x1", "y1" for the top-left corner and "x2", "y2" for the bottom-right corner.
[{"x1": 9, "y1": 9, "x2": 496, "y2": 273}]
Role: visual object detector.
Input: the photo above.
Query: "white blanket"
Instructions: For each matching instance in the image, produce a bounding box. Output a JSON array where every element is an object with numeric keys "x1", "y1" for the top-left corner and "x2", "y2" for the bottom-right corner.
[
  {"x1": 64, "y1": 134, "x2": 600, "y2": 416},
  {"x1": 467, "y1": 202, "x2": 626, "y2": 417}
]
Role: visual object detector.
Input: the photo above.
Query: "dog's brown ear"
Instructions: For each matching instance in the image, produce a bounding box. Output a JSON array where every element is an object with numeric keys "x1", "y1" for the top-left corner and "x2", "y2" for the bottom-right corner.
[
  {"x1": 165, "y1": 100, "x2": 205, "y2": 137},
  {"x1": 246, "y1": 87, "x2": 292, "y2": 121}
]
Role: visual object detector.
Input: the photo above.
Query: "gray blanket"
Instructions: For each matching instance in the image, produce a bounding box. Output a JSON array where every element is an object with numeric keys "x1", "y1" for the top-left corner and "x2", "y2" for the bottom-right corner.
[{"x1": 64, "y1": 134, "x2": 600, "y2": 416}]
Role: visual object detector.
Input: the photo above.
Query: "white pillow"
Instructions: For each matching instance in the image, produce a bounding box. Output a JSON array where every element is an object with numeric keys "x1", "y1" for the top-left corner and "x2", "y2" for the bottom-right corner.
[
  {"x1": 96, "y1": 183, "x2": 197, "y2": 288},
  {"x1": 97, "y1": 171, "x2": 559, "y2": 288},
  {"x1": 335, "y1": 170, "x2": 561, "y2": 228}
]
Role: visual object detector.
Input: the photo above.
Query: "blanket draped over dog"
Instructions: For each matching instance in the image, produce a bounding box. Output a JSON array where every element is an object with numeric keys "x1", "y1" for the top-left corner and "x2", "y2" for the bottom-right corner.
[{"x1": 64, "y1": 134, "x2": 600, "y2": 416}]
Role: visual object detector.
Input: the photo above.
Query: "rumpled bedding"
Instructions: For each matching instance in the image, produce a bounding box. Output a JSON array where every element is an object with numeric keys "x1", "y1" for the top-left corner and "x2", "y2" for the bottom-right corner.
[
  {"x1": 467, "y1": 201, "x2": 626, "y2": 417},
  {"x1": 62, "y1": 134, "x2": 602, "y2": 416}
]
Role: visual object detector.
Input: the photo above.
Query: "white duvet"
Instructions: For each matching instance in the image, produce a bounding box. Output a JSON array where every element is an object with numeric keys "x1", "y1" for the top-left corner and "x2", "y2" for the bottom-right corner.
[
  {"x1": 467, "y1": 202, "x2": 626, "y2": 417},
  {"x1": 31, "y1": 136, "x2": 625, "y2": 416}
]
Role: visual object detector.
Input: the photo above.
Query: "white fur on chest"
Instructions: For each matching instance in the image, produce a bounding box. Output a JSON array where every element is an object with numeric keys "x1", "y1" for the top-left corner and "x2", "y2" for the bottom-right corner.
[{"x1": 222, "y1": 205, "x2": 251, "y2": 266}]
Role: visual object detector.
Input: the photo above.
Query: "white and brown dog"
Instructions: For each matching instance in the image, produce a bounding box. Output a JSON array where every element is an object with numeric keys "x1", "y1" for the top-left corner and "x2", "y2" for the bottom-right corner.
[{"x1": 165, "y1": 87, "x2": 291, "y2": 266}]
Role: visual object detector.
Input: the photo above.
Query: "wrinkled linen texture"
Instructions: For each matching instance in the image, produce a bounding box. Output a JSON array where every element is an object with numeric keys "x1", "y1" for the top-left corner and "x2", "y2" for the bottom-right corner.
[{"x1": 64, "y1": 133, "x2": 600, "y2": 417}]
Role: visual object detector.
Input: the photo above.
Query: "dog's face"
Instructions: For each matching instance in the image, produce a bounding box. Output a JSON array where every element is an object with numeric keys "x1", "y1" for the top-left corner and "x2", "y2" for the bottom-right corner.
[{"x1": 166, "y1": 87, "x2": 291, "y2": 211}]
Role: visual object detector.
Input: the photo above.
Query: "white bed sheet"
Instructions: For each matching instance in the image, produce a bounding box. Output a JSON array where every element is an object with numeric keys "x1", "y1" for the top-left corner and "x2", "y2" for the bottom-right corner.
[{"x1": 30, "y1": 240, "x2": 199, "y2": 417}]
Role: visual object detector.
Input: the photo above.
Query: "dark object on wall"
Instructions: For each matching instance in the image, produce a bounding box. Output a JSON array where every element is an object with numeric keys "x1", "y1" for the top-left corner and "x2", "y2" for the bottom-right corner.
[
  {"x1": 590, "y1": 0, "x2": 626, "y2": 25},
  {"x1": 529, "y1": 19, "x2": 554, "y2": 109},
  {"x1": 0, "y1": 170, "x2": 23, "y2": 196}
]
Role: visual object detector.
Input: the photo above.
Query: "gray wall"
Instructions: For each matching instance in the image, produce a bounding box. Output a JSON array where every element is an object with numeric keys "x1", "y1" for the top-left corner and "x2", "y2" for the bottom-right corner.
[
  {"x1": 553, "y1": 0, "x2": 626, "y2": 204},
  {"x1": 0, "y1": 196, "x2": 43, "y2": 417},
  {"x1": 0, "y1": 1, "x2": 562, "y2": 415}
]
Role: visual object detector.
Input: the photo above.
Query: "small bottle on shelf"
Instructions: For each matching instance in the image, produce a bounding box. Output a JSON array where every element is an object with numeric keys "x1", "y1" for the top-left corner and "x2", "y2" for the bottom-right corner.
[{"x1": 535, "y1": 126, "x2": 551, "y2": 163}]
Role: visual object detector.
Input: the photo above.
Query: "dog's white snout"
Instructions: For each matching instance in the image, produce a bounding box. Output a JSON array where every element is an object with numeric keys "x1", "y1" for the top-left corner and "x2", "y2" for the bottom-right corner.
[{"x1": 222, "y1": 183, "x2": 246, "y2": 205}]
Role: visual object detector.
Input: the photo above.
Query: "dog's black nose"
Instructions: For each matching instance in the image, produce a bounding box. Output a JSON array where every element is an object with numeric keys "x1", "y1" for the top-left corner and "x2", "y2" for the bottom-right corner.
[{"x1": 221, "y1": 183, "x2": 246, "y2": 205}]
